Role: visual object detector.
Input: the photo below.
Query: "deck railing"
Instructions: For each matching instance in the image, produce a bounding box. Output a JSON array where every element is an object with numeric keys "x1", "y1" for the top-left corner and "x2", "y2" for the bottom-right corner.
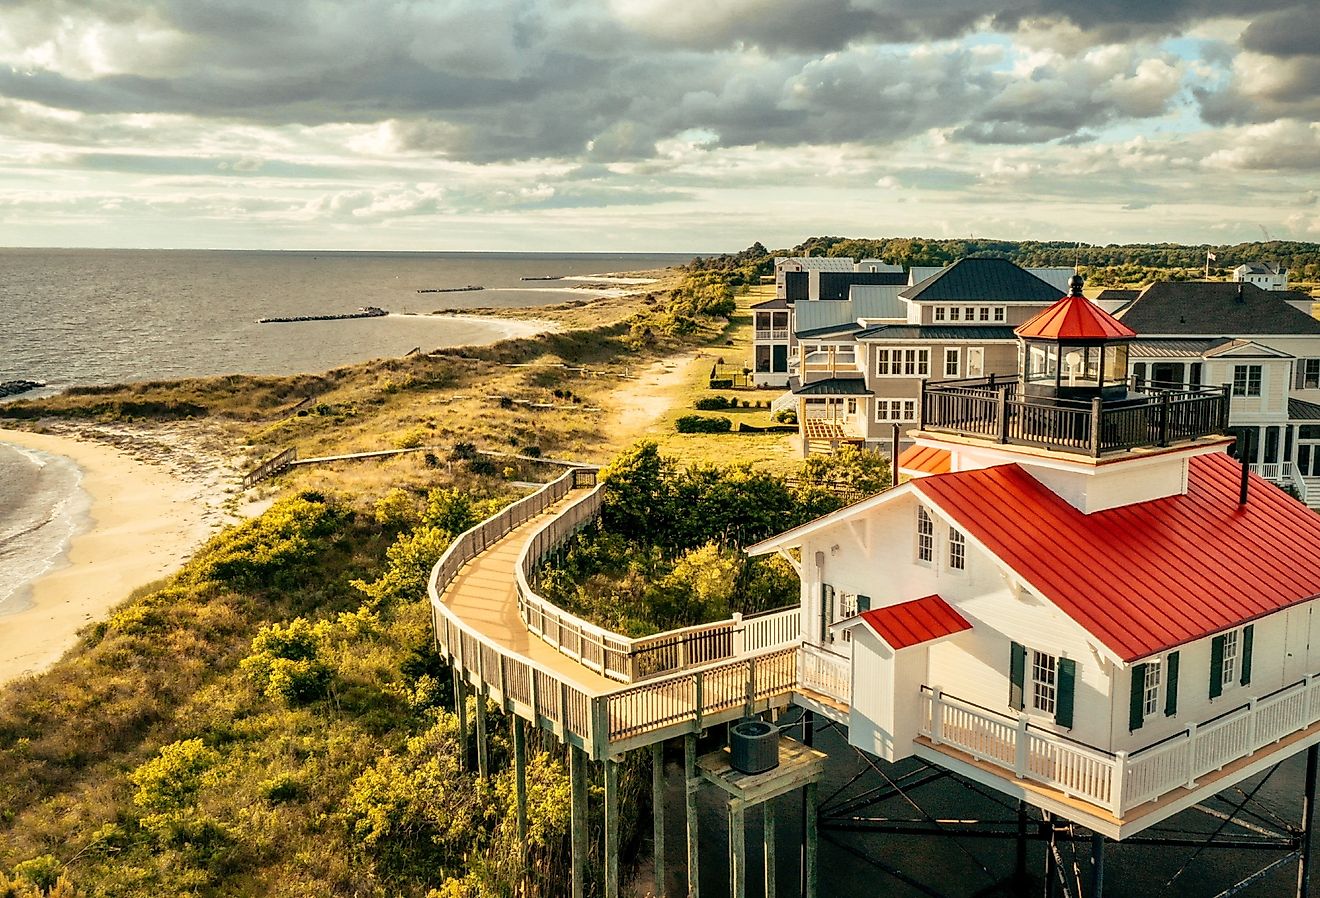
[
  {"x1": 1294, "y1": 461, "x2": 1312, "y2": 505},
  {"x1": 920, "y1": 376, "x2": 1230, "y2": 457},
  {"x1": 515, "y1": 476, "x2": 801, "y2": 682},
  {"x1": 799, "y1": 644, "x2": 851, "y2": 704},
  {"x1": 923, "y1": 677, "x2": 1320, "y2": 818},
  {"x1": 430, "y1": 468, "x2": 603, "y2": 749}
]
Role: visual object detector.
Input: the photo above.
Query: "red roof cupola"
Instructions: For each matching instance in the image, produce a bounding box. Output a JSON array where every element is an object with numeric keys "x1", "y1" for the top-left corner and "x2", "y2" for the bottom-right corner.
[
  {"x1": 1017, "y1": 274, "x2": 1137, "y2": 402},
  {"x1": 1016, "y1": 275, "x2": 1138, "y2": 340}
]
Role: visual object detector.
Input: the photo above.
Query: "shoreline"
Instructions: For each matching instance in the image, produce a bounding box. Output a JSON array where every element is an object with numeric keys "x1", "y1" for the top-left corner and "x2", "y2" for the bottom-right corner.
[{"x1": 0, "y1": 428, "x2": 221, "y2": 686}]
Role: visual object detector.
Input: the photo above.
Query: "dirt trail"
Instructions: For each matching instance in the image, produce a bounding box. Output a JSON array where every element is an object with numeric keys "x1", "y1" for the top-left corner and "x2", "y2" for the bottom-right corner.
[{"x1": 605, "y1": 350, "x2": 706, "y2": 449}]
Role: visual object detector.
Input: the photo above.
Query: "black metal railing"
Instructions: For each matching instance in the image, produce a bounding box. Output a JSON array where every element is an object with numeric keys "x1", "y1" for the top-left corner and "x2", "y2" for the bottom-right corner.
[{"x1": 920, "y1": 376, "x2": 1230, "y2": 457}]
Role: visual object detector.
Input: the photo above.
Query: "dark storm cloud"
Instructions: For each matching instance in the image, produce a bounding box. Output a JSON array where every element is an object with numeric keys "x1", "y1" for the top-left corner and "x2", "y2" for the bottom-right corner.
[{"x1": 0, "y1": 0, "x2": 1313, "y2": 168}]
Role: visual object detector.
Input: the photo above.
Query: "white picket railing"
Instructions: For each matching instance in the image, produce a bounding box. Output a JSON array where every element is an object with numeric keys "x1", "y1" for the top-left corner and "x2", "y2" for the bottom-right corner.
[
  {"x1": 924, "y1": 677, "x2": 1320, "y2": 818},
  {"x1": 921, "y1": 689, "x2": 1120, "y2": 813},
  {"x1": 1292, "y1": 460, "x2": 1312, "y2": 505},
  {"x1": 1251, "y1": 461, "x2": 1285, "y2": 483},
  {"x1": 799, "y1": 643, "x2": 851, "y2": 704},
  {"x1": 514, "y1": 475, "x2": 800, "y2": 683},
  {"x1": 755, "y1": 328, "x2": 790, "y2": 341}
]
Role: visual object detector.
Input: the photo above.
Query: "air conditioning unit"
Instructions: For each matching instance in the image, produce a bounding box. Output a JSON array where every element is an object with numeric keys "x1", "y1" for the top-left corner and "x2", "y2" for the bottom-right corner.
[{"x1": 729, "y1": 718, "x2": 780, "y2": 775}]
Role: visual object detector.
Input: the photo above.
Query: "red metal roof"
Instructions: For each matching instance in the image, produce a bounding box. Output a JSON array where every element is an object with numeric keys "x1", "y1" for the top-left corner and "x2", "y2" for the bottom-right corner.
[
  {"x1": 860, "y1": 595, "x2": 972, "y2": 649},
  {"x1": 898, "y1": 445, "x2": 952, "y2": 476},
  {"x1": 912, "y1": 454, "x2": 1320, "y2": 662},
  {"x1": 1015, "y1": 294, "x2": 1138, "y2": 340}
]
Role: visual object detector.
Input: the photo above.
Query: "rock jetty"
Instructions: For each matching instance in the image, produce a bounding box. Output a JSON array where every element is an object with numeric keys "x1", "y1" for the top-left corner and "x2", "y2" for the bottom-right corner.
[
  {"x1": 258, "y1": 306, "x2": 387, "y2": 324},
  {"x1": 417, "y1": 285, "x2": 484, "y2": 293},
  {"x1": 0, "y1": 380, "x2": 44, "y2": 398},
  {"x1": 520, "y1": 276, "x2": 561, "y2": 281}
]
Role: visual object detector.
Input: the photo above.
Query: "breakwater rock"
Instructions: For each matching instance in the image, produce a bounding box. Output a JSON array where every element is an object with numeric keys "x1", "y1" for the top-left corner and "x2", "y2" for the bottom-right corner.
[
  {"x1": 258, "y1": 306, "x2": 387, "y2": 324},
  {"x1": 0, "y1": 380, "x2": 44, "y2": 398},
  {"x1": 417, "y1": 285, "x2": 484, "y2": 293}
]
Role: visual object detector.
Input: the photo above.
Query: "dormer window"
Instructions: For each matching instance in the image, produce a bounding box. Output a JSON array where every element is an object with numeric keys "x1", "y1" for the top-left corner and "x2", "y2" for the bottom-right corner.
[{"x1": 1232, "y1": 365, "x2": 1262, "y2": 397}]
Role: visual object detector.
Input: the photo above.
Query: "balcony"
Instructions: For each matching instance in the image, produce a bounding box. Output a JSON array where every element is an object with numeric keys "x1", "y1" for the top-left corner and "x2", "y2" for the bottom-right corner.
[
  {"x1": 755, "y1": 328, "x2": 790, "y2": 342},
  {"x1": 921, "y1": 680, "x2": 1320, "y2": 821},
  {"x1": 920, "y1": 376, "x2": 1230, "y2": 457}
]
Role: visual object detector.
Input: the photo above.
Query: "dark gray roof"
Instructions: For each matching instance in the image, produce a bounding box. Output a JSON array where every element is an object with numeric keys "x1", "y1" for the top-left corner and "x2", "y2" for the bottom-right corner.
[
  {"x1": 818, "y1": 270, "x2": 908, "y2": 300},
  {"x1": 1291, "y1": 397, "x2": 1320, "y2": 421},
  {"x1": 1116, "y1": 281, "x2": 1320, "y2": 336},
  {"x1": 793, "y1": 376, "x2": 870, "y2": 396},
  {"x1": 899, "y1": 258, "x2": 1064, "y2": 303},
  {"x1": 1096, "y1": 289, "x2": 1141, "y2": 302},
  {"x1": 750, "y1": 297, "x2": 789, "y2": 310},
  {"x1": 1128, "y1": 338, "x2": 1225, "y2": 358},
  {"x1": 797, "y1": 323, "x2": 862, "y2": 339},
  {"x1": 854, "y1": 324, "x2": 1018, "y2": 341}
]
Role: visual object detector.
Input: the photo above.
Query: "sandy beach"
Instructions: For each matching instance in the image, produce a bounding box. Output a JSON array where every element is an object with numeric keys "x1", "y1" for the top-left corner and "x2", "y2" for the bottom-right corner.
[{"x1": 0, "y1": 428, "x2": 221, "y2": 685}]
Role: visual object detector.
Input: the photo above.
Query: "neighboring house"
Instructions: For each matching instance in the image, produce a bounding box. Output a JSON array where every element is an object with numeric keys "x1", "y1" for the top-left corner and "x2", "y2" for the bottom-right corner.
[
  {"x1": 1114, "y1": 280, "x2": 1320, "y2": 504},
  {"x1": 749, "y1": 293, "x2": 1320, "y2": 842},
  {"x1": 1234, "y1": 262, "x2": 1289, "y2": 291},
  {"x1": 754, "y1": 258, "x2": 905, "y2": 387},
  {"x1": 1093, "y1": 288, "x2": 1140, "y2": 312},
  {"x1": 791, "y1": 258, "x2": 1066, "y2": 455}
]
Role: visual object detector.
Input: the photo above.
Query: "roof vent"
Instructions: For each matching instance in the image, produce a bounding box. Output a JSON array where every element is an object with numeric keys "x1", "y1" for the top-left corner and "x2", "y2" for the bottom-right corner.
[
  {"x1": 1068, "y1": 273, "x2": 1085, "y2": 297},
  {"x1": 729, "y1": 718, "x2": 780, "y2": 775}
]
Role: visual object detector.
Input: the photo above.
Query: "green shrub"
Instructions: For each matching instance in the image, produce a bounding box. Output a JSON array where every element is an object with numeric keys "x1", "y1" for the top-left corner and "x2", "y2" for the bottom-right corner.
[
  {"x1": 130, "y1": 739, "x2": 218, "y2": 812},
  {"x1": 240, "y1": 618, "x2": 332, "y2": 704},
  {"x1": 708, "y1": 378, "x2": 733, "y2": 389},
  {"x1": 773, "y1": 408, "x2": 798, "y2": 424},
  {"x1": 694, "y1": 396, "x2": 731, "y2": 410},
  {"x1": 675, "y1": 415, "x2": 732, "y2": 434}
]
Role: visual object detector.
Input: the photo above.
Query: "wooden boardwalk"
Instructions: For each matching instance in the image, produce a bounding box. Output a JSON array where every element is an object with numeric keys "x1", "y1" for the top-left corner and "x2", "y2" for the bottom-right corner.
[{"x1": 440, "y1": 490, "x2": 619, "y2": 698}]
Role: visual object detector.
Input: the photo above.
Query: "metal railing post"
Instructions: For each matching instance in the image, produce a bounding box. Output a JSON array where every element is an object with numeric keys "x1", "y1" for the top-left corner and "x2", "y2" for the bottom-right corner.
[
  {"x1": 1090, "y1": 396, "x2": 1103, "y2": 456},
  {"x1": 997, "y1": 387, "x2": 1009, "y2": 443},
  {"x1": 1159, "y1": 391, "x2": 1172, "y2": 446},
  {"x1": 931, "y1": 689, "x2": 944, "y2": 745}
]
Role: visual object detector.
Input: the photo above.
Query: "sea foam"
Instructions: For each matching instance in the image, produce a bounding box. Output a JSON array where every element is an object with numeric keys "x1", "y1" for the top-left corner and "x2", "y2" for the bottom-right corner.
[{"x1": 0, "y1": 441, "x2": 90, "y2": 615}]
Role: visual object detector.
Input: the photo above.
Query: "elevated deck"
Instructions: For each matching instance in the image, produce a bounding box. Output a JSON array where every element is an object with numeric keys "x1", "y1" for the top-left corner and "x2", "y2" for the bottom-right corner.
[{"x1": 428, "y1": 469, "x2": 800, "y2": 760}]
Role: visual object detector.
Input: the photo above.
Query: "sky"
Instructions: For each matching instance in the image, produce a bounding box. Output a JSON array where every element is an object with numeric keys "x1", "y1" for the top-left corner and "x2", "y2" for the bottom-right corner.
[{"x1": 1, "y1": 0, "x2": 1317, "y2": 252}]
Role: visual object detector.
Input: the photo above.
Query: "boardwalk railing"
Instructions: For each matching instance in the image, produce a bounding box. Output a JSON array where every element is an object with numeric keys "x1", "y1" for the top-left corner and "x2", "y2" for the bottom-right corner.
[
  {"x1": 515, "y1": 476, "x2": 801, "y2": 682},
  {"x1": 430, "y1": 468, "x2": 805, "y2": 758},
  {"x1": 430, "y1": 468, "x2": 603, "y2": 751},
  {"x1": 799, "y1": 644, "x2": 851, "y2": 704},
  {"x1": 242, "y1": 447, "x2": 298, "y2": 488},
  {"x1": 923, "y1": 677, "x2": 1320, "y2": 818}
]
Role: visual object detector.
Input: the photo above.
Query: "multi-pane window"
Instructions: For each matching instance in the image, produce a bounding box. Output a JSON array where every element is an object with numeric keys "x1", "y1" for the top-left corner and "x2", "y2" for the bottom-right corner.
[
  {"x1": 876, "y1": 400, "x2": 917, "y2": 422},
  {"x1": 1300, "y1": 359, "x2": 1320, "y2": 389},
  {"x1": 1143, "y1": 660, "x2": 1162, "y2": 716},
  {"x1": 1233, "y1": 365, "x2": 1262, "y2": 397},
  {"x1": 875, "y1": 348, "x2": 930, "y2": 376},
  {"x1": 964, "y1": 306, "x2": 976, "y2": 321},
  {"x1": 917, "y1": 506, "x2": 934, "y2": 563},
  {"x1": 993, "y1": 308, "x2": 1005, "y2": 322},
  {"x1": 1031, "y1": 650, "x2": 1057, "y2": 714},
  {"x1": 978, "y1": 307, "x2": 991, "y2": 321},
  {"x1": 932, "y1": 305, "x2": 1006, "y2": 322},
  {"x1": 934, "y1": 307, "x2": 946, "y2": 322},
  {"x1": 948, "y1": 527, "x2": 966, "y2": 571},
  {"x1": 948, "y1": 307, "x2": 962, "y2": 321},
  {"x1": 944, "y1": 348, "x2": 960, "y2": 377},
  {"x1": 1221, "y1": 629, "x2": 1239, "y2": 687}
]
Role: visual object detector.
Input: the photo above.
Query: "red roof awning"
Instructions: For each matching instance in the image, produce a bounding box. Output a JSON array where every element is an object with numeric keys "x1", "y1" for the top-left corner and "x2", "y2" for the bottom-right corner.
[
  {"x1": 898, "y1": 445, "x2": 952, "y2": 476},
  {"x1": 1015, "y1": 294, "x2": 1138, "y2": 340},
  {"x1": 913, "y1": 454, "x2": 1320, "y2": 662},
  {"x1": 860, "y1": 595, "x2": 972, "y2": 650}
]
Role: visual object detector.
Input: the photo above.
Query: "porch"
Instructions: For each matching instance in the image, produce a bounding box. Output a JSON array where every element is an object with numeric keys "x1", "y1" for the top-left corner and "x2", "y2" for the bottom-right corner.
[{"x1": 918, "y1": 681, "x2": 1320, "y2": 838}]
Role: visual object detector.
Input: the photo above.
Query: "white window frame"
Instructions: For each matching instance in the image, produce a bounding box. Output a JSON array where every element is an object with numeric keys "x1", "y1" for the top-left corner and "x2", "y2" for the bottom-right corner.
[
  {"x1": 916, "y1": 506, "x2": 934, "y2": 564},
  {"x1": 1031, "y1": 650, "x2": 1057, "y2": 715},
  {"x1": 948, "y1": 527, "x2": 966, "y2": 571},
  {"x1": 994, "y1": 307, "x2": 1006, "y2": 322},
  {"x1": 963, "y1": 306, "x2": 976, "y2": 321},
  {"x1": 1143, "y1": 659, "x2": 1162, "y2": 717},
  {"x1": 948, "y1": 306, "x2": 961, "y2": 321},
  {"x1": 875, "y1": 348, "x2": 929, "y2": 377},
  {"x1": 944, "y1": 347, "x2": 960, "y2": 378},
  {"x1": 1222, "y1": 629, "x2": 1239, "y2": 687},
  {"x1": 1302, "y1": 359, "x2": 1320, "y2": 389},
  {"x1": 934, "y1": 306, "x2": 946, "y2": 322},
  {"x1": 966, "y1": 346, "x2": 985, "y2": 378},
  {"x1": 1233, "y1": 365, "x2": 1262, "y2": 397},
  {"x1": 875, "y1": 399, "x2": 917, "y2": 423}
]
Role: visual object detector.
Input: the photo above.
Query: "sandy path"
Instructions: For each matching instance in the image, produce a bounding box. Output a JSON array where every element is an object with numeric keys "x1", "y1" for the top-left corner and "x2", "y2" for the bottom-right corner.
[
  {"x1": 0, "y1": 426, "x2": 248, "y2": 685},
  {"x1": 607, "y1": 351, "x2": 705, "y2": 446}
]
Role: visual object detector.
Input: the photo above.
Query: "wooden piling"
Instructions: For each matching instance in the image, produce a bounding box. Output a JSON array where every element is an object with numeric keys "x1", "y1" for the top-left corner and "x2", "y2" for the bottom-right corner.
[
  {"x1": 605, "y1": 758, "x2": 621, "y2": 898},
  {"x1": 513, "y1": 717, "x2": 528, "y2": 843},
  {"x1": 453, "y1": 669, "x2": 469, "y2": 771},
  {"x1": 729, "y1": 799, "x2": 747, "y2": 898},
  {"x1": 571, "y1": 746, "x2": 588, "y2": 898},
  {"x1": 686, "y1": 733, "x2": 701, "y2": 897},
  {"x1": 652, "y1": 741, "x2": 667, "y2": 898},
  {"x1": 764, "y1": 799, "x2": 776, "y2": 898},
  {"x1": 804, "y1": 782, "x2": 818, "y2": 898},
  {"x1": 475, "y1": 688, "x2": 489, "y2": 781}
]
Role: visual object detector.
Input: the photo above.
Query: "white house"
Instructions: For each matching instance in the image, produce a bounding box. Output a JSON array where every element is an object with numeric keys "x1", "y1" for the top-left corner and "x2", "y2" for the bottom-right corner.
[
  {"x1": 749, "y1": 287, "x2": 1320, "y2": 841},
  {"x1": 1233, "y1": 262, "x2": 1289, "y2": 291}
]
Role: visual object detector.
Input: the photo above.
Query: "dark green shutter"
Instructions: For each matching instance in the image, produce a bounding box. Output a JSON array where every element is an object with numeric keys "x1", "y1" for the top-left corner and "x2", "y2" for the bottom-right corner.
[
  {"x1": 1240, "y1": 625, "x2": 1254, "y2": 686},
  {"x1": 1210, "y1": 635, "x2": 1226, "y2": 699},
  {"x1": 819, "y1": 584, "x2": 830, "y2": 641},
  {"x1": 1056, "y1": 658, "x2": 1077, "y2": 729},
  {"x1": 1009, "y1": 642, "x2": 1026, "y2": 711},
  {"x1": 1164, "y1": 652, "x2": 1180, "y2": 717},
  {"x1": 856, "y1": 595, "x2": 871, "y2": 612},
  {"x1": 1129, "y1": 662, "x2": 1147, "y2": 731}
]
